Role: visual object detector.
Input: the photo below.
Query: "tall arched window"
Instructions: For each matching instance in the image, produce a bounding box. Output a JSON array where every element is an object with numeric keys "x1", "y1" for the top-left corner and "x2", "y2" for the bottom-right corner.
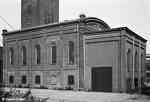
[
  {"x1": 127, "y1": 49, "x2": 131, "y2": 72},
  {"x1": 35, "y1": 45, "x2": 41, "y2": 64},
  {"x1": 69, "y1": 41, "x2": 75, "y2": 64},
  {"x1": 134, "y1": 51, "x2": 138, "y2": 72},
  {"x1": 21, "y1": 46, "x2": 27, "y2": 65},
  {"x1": 141, "y1": 54, "x2": 144, "y2": 73},
  {"x1": 141, "y1": 54, "x2": 144, "y2": 87},
  {"x1": 52, "y1": 45, "x2": 57, "y2": 64},
  {"x1": 9, "y1": 48, "x2": 14, "y2": 65}
]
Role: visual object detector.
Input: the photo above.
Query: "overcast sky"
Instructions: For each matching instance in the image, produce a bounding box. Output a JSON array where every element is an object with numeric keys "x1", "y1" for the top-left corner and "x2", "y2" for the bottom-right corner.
[{"x1": 0, "y1": 0, "x2": 150, "y2": 53}]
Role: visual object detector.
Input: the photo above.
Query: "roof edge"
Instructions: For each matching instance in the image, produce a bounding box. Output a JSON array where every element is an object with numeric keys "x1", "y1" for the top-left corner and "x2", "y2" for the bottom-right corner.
[{"x1": 83, "y1": 27, "x2": 147, "y2": 42}]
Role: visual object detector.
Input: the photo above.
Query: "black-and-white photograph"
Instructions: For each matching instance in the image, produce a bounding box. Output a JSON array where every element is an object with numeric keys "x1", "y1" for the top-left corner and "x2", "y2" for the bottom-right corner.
[{"x1": 0, "y1": 0, "x2": 150, "y2": 102}]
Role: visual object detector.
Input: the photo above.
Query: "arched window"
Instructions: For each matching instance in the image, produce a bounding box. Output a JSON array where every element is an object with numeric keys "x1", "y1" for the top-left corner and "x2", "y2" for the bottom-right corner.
[
  {"x1": 35, "y1": 45, "x2": 41, "y2": 64},
  {"x1": 68, "y1": 75, "x2": 75, "y2": 85},
  {"x1": 127, "y1": 49, "x2": 131, "y2": 72},
  {"x1": 22, "y1": 75, "x2": 27, "y2": 84},
  {"x1": 9, "y1": 75, "x2": 14, "y2": 84},
  {"x1": 69, "y1": 41, "x2": 75, "y2": 64},
  {"x1": 141, "y1": 54, "x2": 144, "y2": 72},
  {"x1": 134, "y1": 51, "x2": 138, "y2": 72},
  {"x1": 21, "y1": 46, "x2": 27, "y2": 65},
  {"x1": 9, "y1": 48, "x2": 14, "y2": 65},
  {"x1": 35, "y1": 75, "x2": 41, "y2": 84},
  {"x1": 52, "y1": 44, "x2": 57, "y2": 64}
]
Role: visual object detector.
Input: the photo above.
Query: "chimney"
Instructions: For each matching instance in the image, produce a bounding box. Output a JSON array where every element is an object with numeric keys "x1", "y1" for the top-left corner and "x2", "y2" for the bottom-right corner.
[
  {"x1": 2, "y1": 29, "x2": 7, "y2": 34},
  {"x1": 79, "y1": 14, "x2": 86, "y2": 19}
]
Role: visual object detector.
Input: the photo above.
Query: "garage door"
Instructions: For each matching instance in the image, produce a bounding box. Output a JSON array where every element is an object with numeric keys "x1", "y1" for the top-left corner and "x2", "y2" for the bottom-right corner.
[{"x1": 92, "y1": 67, "x2": 112, "y2": 92}]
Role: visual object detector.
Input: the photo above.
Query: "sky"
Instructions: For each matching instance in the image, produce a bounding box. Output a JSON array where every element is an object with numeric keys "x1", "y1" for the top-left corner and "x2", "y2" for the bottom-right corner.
[{"x1": 0, "y1": 0, "x2": 150, "y2": 53}]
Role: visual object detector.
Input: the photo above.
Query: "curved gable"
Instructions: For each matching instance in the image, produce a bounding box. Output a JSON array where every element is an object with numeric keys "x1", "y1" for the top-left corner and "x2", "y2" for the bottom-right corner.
[{"x1": 83, "y1": 17, "x2": 111, "y2": 31}]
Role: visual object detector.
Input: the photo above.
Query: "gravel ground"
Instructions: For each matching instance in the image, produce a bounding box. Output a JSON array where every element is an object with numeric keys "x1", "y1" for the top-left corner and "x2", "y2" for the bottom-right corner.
[{"x1": 4, "y1": 88, "x2": 150, "y2": 102}]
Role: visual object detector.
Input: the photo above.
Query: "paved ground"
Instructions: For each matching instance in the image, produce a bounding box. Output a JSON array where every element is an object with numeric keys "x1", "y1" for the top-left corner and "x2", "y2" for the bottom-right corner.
[{"x1": 4, "y1": 88, "x2": 150, "y2": 102}]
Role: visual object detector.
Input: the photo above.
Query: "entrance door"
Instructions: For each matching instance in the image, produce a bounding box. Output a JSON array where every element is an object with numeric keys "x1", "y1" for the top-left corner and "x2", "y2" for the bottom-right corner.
[{"x1": 92, "y1": 67, "x2": 112, "y2": 92}]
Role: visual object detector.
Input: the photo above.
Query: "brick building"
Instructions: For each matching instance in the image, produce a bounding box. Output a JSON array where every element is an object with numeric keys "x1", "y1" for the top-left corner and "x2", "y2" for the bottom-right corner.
[
  {"x1": 2, "y1": 16, "x2": 147, "y2": 92},
  {"x1": 2, "y1": 0, "x2": 147, "y2": 93}
]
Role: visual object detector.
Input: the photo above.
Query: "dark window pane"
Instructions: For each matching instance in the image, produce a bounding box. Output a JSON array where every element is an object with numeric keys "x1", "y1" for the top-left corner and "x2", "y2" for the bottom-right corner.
[
  {"x1": 52, "y1": 45, "x2": 57, "y2": 64},
  {"x1": 127, "y1": 49, "x2": 131, "y2": 72},
  {"x1": 134, "y1": 78, "x2": 138, "y2": 89},
  {"x1": 22, "y1": 46, "x2": 27, "y2": 65},
  {"x1": 126, "y1": 78, "x2": 131, "y2": 93},
  {"x1": 35, "y1": 75, "x2": 40, "y2": 84},
  {"x1": 22, "y1": 75, "x2": 27, "y2": 84},
  {"x1": 68, "y1": 75, "x2": 75, "y2": 85},
  {"x1": 35, "y1": 45, "x2": 41, "y2": 64},
  {"x1": 10, "y1": 48, "x2": 14, "y2": 65},
  {"x1": 69, "y1": 41, "x2": 74, "y2": 64},
  {"x1": 134, "y1": 52, "x2": 138, "y2": 72},
  {"x1": 9, "y1": 76, "x2": 14, "y2": 84}
]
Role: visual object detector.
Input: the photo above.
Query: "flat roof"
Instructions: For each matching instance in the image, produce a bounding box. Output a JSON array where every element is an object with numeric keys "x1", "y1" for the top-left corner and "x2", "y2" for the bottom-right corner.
[{"x1": 83, "y1": 27, "x2": 147, "y2": 42}]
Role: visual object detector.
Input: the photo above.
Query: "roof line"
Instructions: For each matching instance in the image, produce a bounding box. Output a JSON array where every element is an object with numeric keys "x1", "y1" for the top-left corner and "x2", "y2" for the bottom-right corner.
[{"x1": 83, "y1": 27, "x2": 147, "y2": 42}]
